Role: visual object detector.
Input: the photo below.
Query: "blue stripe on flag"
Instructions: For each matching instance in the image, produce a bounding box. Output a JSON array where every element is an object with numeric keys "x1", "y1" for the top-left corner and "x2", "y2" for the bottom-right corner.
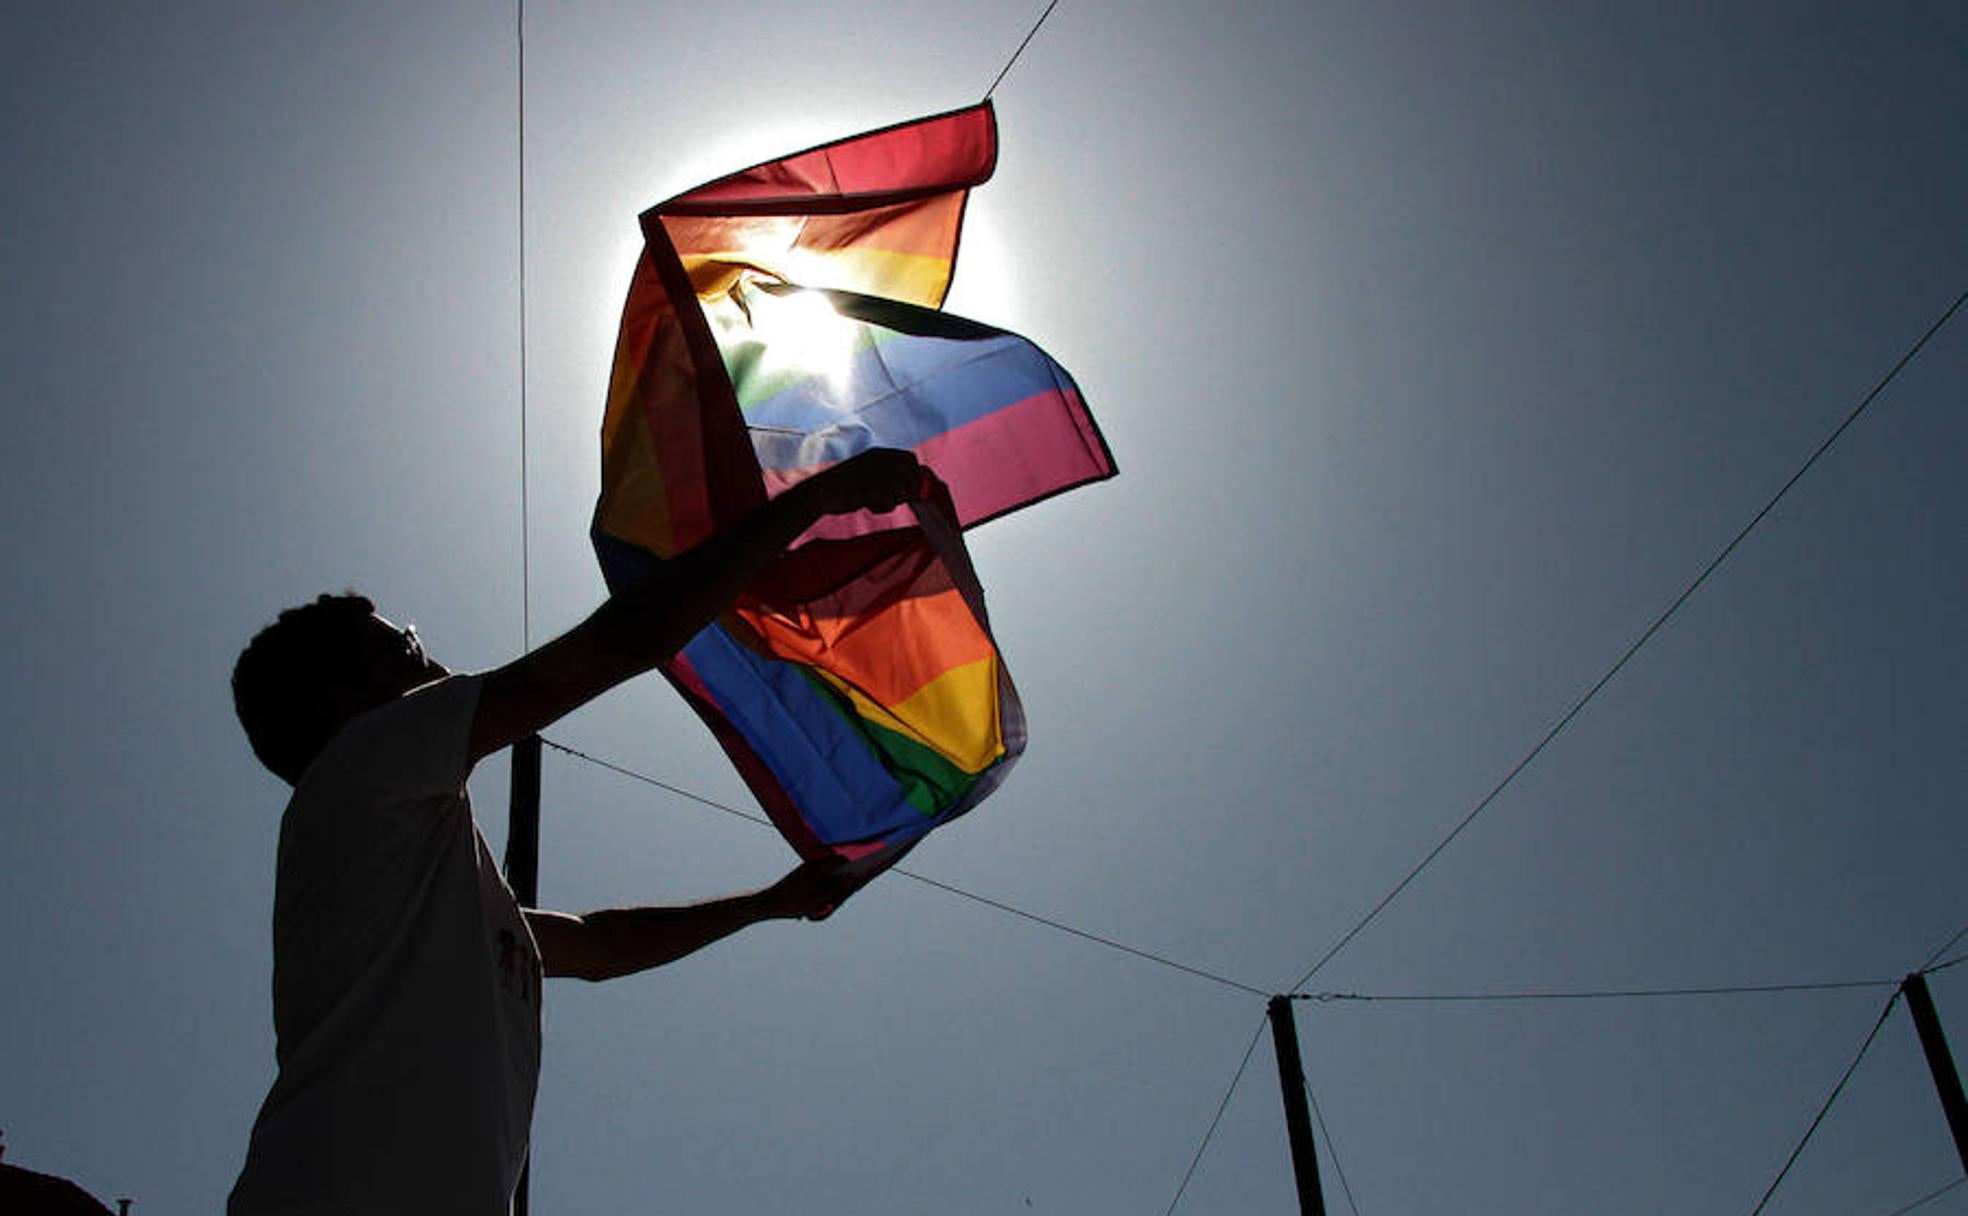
[
  {"x1": 741, "y1": 329, "x2": 1073, "y2": 471},
  {"x1": 678, "y1": 623, "x2": 928, "y2": 845}
]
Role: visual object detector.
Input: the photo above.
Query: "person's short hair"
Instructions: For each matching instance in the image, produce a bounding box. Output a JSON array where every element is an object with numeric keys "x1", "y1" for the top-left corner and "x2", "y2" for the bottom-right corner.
[{"x1": 232, "y1": 593, "x2": 380, "y2": 784}]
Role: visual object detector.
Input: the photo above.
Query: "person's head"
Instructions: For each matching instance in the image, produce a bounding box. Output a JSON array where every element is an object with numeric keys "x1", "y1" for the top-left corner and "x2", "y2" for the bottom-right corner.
[{"x1": 231, "y1": 593, "x2": 448, "y2": 784}]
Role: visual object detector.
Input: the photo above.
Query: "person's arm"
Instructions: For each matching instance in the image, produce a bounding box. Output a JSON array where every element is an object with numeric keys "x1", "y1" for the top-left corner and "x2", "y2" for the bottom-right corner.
[
  {"x1": 468, "y1": 448, "x2": 926, "y2": 762},
  {"x1": 523, "y1": 856, "x2": 856, "y2": 982}
]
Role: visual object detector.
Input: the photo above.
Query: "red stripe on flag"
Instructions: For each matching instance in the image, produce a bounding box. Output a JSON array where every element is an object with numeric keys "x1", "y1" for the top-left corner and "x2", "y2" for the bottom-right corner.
[{"x1": 660, "y1": 104, "x2": 998, "y2": 216}]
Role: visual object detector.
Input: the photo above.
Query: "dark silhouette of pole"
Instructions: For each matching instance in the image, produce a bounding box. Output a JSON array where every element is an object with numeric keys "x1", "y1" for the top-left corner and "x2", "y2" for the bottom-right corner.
[
  {"x1": 1901, "y1": 973, "x2": 1968, "y2": 1173},
  {"x1": 506, "y1": 735, "x2": 542, "y2": 1216},
  {"x1": 1268, "y1": 996, "x2": 1327, "y2": 1216},
  {"x1": 505, "y1": 734, "x2": 542, "y2": 905}
]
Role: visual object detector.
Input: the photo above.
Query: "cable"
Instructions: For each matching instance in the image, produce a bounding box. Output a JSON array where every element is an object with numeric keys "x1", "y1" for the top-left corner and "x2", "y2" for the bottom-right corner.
[
  {"x1": 1874, "y1": 1176, "x2": 1967, "y2": 1216},
  {"x1": 511, "y1": 11, "x2": 534, "y2": 1214},
  {"x1": 1291, "y1": 288, "x2": 1968, "y2": 993},
  {"x1": 1919, "y1": 921, "x2": 1968, "y2": 972},
  {"x1": 543, "y1": 738, "x2": 775, "y2": 827},
  {"x1": 1303, "y1": 1073, "x2": 1361, "y2": 1216},
  {"x1": 1925, "y1": 954, "x2": 1968, "y2": 977},
  {"x1": 896, "y1": 871, "x2": 1269, "y2": 997},
  {"x1": 515, "y1": 0, "x2": 532, "y2": 650},
  {"x1": 1747, "y1": 989, "x2": 1903, "y2": 1216},
  {"x1": 1164, "y1": 1014, "x2": 1270, "y2": 1216},
  {"x1": 540, "y1": 737, "x2": 1267, "y2": 998},
  {"x1": 984, "y1": 0, "x2": 1063, "y2": 99},
  {"x1": 1294, "y1": 978, "x2": 1900, "y2": 1005}
]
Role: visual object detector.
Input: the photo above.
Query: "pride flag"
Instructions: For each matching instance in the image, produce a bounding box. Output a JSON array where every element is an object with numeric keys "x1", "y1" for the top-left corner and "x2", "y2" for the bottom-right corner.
[{"x1": 593, "y1": 102, "x2": 1114, "y2": 860}]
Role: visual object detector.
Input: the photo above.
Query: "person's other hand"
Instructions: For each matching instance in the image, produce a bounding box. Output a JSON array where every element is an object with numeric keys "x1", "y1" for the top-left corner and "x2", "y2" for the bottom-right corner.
[
  {"x1": 799, "y1": 448, "x2": 929, "y2": 516},
  {"x1": 761, "y1": 855, "x2": 861, "y2": 921}
]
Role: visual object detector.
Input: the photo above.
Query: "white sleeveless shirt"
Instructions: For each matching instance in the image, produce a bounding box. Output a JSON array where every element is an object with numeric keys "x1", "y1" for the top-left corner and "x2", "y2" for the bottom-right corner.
[{"x1": 230, "y1": 675, "x2": 541, "y2": 1216}]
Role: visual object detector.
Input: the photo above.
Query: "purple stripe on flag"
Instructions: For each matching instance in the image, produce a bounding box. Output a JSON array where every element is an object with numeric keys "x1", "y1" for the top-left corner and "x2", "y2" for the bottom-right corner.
[{"x1": 766, "y1": 387, "x2": 1110, "y2": 539}]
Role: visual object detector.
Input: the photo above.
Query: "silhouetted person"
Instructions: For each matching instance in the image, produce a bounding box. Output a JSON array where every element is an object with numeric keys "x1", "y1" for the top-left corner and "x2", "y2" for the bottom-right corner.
[
  {"x1": 0, "y1": 1132, "x2": 116, "y2": 1216},
  {"x1": 226, "y1": 450, "x2": 926, "y2": 1215}
]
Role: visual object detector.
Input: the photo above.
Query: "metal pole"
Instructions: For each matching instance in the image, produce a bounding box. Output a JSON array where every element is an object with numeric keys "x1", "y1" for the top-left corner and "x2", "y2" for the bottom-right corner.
[
  {"x1": 1267, "y1": 996, "x2": 1328, "y2": 1216},
  {"x1": 1901, "y1": 973, "x2": 1968, "y2": 1173},
  {"x1": 505, "y1": 734, "x2": 542, "y2": 905},
  {"x1": 506, "y1": 735, "x2": 542, "y2": 1216}
]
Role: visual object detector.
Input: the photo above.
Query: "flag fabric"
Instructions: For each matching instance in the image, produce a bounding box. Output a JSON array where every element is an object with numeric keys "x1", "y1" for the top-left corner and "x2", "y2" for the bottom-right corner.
[{"x1": 592, "y1": 101, "x2": 1114, "y2": 861}]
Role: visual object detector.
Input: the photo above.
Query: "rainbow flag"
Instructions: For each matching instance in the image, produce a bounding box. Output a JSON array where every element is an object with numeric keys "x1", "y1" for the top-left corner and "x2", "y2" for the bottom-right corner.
[{"x1": 593, "y1": 102, "x2": 1114, "y2": 860}]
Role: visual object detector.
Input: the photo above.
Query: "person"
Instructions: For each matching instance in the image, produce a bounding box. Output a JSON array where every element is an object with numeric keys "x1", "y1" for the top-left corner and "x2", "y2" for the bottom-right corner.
[
  {"x1": 0, "y1": 1130, "x2": 117, "y2": 1216},
  {"x1": 226, "y1": 449, "x2": 928, "y2": 1216}
]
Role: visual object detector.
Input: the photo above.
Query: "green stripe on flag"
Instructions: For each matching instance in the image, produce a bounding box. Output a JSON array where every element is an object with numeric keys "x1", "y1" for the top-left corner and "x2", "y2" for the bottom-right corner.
[{"x1": 794, "y1": 665, "x2": 986, "y2": 818}]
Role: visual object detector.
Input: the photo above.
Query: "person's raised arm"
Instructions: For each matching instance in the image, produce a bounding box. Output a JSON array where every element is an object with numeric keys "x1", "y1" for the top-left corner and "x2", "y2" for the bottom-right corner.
[
  {"x1": 523, "y1": 856, "x2": 856, "y2": 981},
  {"x1": 468, "y1": 448, "x2": 925, "y2": 762}
]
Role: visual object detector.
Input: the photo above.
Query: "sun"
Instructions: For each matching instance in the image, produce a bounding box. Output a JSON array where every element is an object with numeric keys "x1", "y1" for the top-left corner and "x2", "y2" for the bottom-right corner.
[{"x1": 738, "y1": 281, "x2": 859, "y2": 396}]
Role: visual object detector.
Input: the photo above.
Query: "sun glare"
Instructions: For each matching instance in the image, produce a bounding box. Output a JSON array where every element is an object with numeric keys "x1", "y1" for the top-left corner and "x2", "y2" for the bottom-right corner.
[
  {"x1": 743, "y1": 283, "x2": 858, "y2": 395},
  {"x1": 944, "y1": 206, "x2": 1020, "y2": 326}
]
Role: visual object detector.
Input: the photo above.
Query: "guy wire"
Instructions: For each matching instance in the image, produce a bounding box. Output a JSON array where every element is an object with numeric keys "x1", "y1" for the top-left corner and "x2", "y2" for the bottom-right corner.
[
  {"x1": 1303, "y1": 1070, "x2": 1361, "y2": 1216},
  {"x1": 1918, "y1": 920, "x2": 1968, "y2": 972},
  {"x1": 985, "y1": 0, "x2": 1063, "y2": 99},
  {"x1": 1746, "y1": 988, "x2": 1902, "y2": 1216},
  {"x1": 1163, "y1": 1013, "x2": 1270, "y2": 1216},
  {"x1": 1877, "y1": 1176, "x2": 1967, "y2": 1216}
]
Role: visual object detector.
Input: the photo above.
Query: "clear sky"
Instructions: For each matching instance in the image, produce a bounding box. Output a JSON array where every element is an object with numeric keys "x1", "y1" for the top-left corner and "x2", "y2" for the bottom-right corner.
[{"x1": 3, "y1": 3, "x2": 1964, "y2": 1213}]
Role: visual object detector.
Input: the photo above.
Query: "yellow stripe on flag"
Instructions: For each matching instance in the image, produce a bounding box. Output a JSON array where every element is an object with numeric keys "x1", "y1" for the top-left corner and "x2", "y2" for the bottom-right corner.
[{"x1": 817, "y1": 656, "x2": 1005, "y2": 774}]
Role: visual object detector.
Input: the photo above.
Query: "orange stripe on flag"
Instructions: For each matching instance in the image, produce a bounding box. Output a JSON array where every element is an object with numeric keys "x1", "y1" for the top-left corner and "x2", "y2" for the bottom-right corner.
[{"x1": 738, "y1": 582, "x2": 995, "y2": 709}]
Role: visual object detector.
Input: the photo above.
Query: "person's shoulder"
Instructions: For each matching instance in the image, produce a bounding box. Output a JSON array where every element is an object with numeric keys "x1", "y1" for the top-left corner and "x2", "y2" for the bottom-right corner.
[
  {"x1": 360, "y1": 671, "x2": 486, "y2": 735},
  {"x1": 292, "y1": 673, "x2": 487, "y2": 804}
]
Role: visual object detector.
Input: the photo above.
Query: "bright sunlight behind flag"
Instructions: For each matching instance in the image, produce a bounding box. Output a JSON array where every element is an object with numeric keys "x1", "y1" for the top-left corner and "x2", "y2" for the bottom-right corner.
[{"x1": 593, "y1": 101, "x2": 1115, "y2": 862}]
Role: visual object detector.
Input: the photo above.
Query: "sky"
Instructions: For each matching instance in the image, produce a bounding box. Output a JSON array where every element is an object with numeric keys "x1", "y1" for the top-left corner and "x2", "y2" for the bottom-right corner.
[{"x1": 2, "y1": 2, "x2": 1964, "y2": 1213}]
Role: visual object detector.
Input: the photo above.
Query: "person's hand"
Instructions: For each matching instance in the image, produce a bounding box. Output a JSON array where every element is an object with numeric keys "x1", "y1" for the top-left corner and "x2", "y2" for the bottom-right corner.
[
  {"x1": 760, "y1": 855, "x2": 862, "y2": 921},
  {"x1": 797, "y1": 448, "x2": 928, "y2": 517}
]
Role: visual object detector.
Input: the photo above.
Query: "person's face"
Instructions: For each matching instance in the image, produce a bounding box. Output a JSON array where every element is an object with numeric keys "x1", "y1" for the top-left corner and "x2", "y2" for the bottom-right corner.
[
  {"x1": 319, "y1": 614, "x2": 450, "y2": 737},
  {"x1": 364, "y1": 612, "x2": 450, "y2": 692}
]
